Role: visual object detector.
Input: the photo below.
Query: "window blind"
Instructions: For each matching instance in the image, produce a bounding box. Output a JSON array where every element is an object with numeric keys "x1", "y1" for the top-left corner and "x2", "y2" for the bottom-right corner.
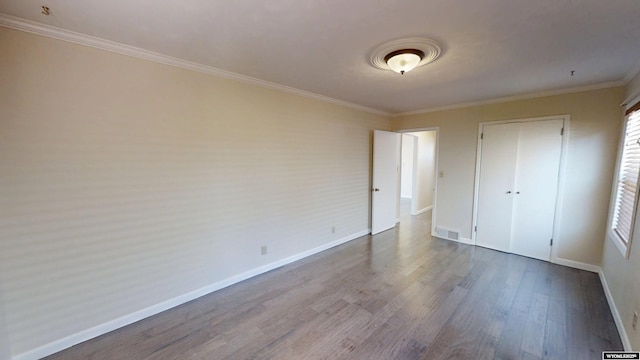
[{"x1": 612, "y1": 109, "x2": 640, "y2": 244}]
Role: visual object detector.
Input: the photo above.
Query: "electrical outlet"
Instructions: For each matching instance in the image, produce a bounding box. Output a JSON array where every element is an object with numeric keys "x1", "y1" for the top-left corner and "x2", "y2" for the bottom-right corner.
[
  {"x1": 261, "y1": 245, "x2": 267, "y2": 255},
  {"x1": 633, "y1": 312, "x2": 638, "y2": 330}
]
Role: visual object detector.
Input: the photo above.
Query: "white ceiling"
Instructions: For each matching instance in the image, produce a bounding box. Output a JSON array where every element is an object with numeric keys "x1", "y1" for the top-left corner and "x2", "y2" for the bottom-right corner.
[{"x1": 2, "y1": 0, "x2": 640, "y2": 114}]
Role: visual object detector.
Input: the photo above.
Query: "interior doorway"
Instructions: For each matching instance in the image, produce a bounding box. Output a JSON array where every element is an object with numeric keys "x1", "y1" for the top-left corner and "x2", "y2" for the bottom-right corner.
[{"x1": 398, "y1": 129, "x2": 438, "y2": 232}]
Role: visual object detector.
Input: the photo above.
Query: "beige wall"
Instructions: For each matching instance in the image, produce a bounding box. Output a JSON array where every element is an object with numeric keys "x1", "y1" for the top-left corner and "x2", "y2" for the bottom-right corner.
[
  {"x1": 601, "y1": 71, "x2": 640, "y2": 350},
  {"x1": 407, "y1": 131, "x2": 436, "y2": 212},
  {"x1": 0, "y1": 27, "x2": 390, "y2": 357},
  {"x1": 400, "y1": 134, "x2": 415, "y2": 198},
  {"x1": 1, "y1": 20, "x2": 633, "y2": 357},
  {"x1": 393, "y1": 87, "x2": 625, "y2": 265}
]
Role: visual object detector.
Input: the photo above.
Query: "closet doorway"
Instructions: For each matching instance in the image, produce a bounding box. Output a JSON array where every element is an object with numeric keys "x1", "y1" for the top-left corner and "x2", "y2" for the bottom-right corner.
[{"x1": 472, "y1": 116, "x2": 568, "y2": 261}]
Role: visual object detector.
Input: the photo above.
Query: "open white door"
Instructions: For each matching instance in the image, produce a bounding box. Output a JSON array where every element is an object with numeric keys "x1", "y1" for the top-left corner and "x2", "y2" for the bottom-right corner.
[{"x1": 372, "y1": 130, "x2": 400, "y2": 235}]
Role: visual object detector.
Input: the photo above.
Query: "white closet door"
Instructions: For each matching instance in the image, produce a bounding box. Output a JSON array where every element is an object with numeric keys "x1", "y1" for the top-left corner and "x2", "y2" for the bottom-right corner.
[
  {"x1": 475, "y1": 123, "x2": 519, "y2": 252},
  {"x1": 510, "y1": 119, "x2": 563, "y2": 260}
]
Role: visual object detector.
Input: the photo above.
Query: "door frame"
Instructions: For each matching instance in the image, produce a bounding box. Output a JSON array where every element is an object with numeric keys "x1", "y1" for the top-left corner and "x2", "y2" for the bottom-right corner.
[
  {"x1": 397, "y1": 127, "x2": 440, "y2": 237},
  {"x1": 471, "y1": 115, "x2": 570, "y2": 262}
]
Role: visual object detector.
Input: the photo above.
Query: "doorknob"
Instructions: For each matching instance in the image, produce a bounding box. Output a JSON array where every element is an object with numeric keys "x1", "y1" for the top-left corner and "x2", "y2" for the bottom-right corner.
[
  {"x1": 506, "y1": 191, "x2": 512, "y2": 194},
  {"x1": 372, "y1": 188, "x2": 380, "y2": 192}
]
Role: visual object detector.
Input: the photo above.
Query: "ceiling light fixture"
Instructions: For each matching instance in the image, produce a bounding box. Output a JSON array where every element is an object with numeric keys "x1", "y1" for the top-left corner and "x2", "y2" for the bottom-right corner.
[
  {"x1": 384, "y1": 49, "x2": 425, "y2": 75},
  {"x1": 370, "y1": 38, "x2": 442, "y2": 75}
]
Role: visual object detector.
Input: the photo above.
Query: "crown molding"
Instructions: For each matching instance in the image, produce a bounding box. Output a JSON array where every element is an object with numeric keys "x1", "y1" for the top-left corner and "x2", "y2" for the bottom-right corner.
[
  {"x1": 623, "y1": 59, "x2": 640, "y2": 84},
  {"x1": 623, "y1": 90, "x2": 640, "y2": 109},
  {"x1": 393, "y1": 80, "x2": 626, "y2": 117},
  {"x1": 2, "y1": 13, "x2": 633, "y2": 119},
  {"x1": 0, "y1": 14, "x2": 389, "y2": 117}
]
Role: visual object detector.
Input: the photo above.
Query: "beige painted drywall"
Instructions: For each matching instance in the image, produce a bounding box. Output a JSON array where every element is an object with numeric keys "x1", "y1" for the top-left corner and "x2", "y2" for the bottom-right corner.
[
  {"x1": 393, "y1": 87, "x2": 625, "y2": 265},
  {"x1": 407, "y1": 131, "x2": 436, "y2": 213},
  {"x1": 400, "y1": 134, "x2": 415, "y2": 198},
  {"x1": 601, "y1": 71, "x2": 640, "y2": 350},
  {"x1": 0, "y1": 27, "x2": 390, "y2": 357}
]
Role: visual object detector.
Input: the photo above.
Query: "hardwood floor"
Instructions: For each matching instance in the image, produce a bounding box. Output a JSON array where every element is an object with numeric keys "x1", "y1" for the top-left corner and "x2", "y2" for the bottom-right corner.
[{"x1": 46, "y1": 201, "x2": 622, "y2": 359}]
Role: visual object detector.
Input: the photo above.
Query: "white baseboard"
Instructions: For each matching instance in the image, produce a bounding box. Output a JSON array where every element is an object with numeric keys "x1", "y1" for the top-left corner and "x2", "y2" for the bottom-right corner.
[
  {"x1": 13, "y1": 229, "x2": 370, "y2": 360},
  {"x1": 424, "y1": 237, "x2": 631, "y2": 351},
  {"x1": 547, "y1": 259, "x2": 631, "y2": 351},
  {"x1": 431, "y1": 231, "x2": 473, "y2": 245},
  {"x1": 414, "y1": 205, "x2": 432, "y2": 216},
  {"x1": 457, "y1": 237, "x2": 473, "y2": 245},
  {"x1": 599, "y1": 270, "x2": 632, "y2": 351},
  {"x1": 551, "y1": 257, "x2": 600, "y2": 273}
]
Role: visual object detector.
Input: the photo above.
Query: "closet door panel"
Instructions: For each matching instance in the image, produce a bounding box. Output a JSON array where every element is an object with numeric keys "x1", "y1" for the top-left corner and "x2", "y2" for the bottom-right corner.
[
  {"x1": 475, "y1": 123, "x2": 519, "y2": 252},
  {"x1": 510, "y1": 119, "x2": 563, "y2": 260}
]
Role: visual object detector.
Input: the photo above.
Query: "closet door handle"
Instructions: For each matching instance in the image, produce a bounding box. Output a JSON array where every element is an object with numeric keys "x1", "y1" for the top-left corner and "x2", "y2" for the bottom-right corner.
[
  {"x1": 516, "y1": 191, "x2": 520, "y2": 194},
  {"x1": 506, "y1": 191, "x2": 512, "y2": 194}
]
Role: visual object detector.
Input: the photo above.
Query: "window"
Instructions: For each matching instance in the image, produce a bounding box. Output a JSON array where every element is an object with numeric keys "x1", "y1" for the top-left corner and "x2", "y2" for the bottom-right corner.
[{"x1": 610, "y1": 102, "x2": 640, "y2": 256}]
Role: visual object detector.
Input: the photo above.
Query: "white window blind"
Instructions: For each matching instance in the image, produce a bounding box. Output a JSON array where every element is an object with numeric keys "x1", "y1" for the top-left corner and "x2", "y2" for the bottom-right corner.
[{"x1": 612, "y1": 109, "x2": 640, "y2": 245}]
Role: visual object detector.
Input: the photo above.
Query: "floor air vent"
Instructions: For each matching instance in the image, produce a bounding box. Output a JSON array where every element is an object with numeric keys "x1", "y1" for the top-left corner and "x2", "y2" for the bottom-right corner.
[{"x1": 435, "y1": 227, "x2": 460, "y2": 241}]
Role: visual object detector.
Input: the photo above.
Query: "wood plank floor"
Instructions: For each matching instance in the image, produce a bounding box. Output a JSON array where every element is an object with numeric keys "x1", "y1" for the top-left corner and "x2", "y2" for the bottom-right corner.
[{"x1": 46, "y1": 201, "x2": 622, "y2": 359}]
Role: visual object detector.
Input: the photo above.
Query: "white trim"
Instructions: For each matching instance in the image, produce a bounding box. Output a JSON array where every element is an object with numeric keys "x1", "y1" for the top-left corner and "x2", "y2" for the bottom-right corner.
[
  {"x1": 394, "y1": 81, "x2": 625, "y2": 117},
  {"x1": 609, "y1": 229, "x2": 632, "y2": 259},
  {"x1": 605, "y1": 113, "x2": 636, "y2": 259},
  {"x1": 1, "y1": 14, "x2": 629, "y2": 120},
  {"x1": 599, "y1": 270, "x2": 632, "y2": 351},
  {"x1": 550, "y1": 116, "x2": 571, "y2": 263},
  {"x1": 623, "y1": 59, "x2": 640, "y2": 85},
  {"x1": 414, "y1": 205, "x2": 432, "y2": 215},
  {"x1": 550, "y1": 258, "x2": 600, "y2": 273},
  {"x1": 432, "y1": 231, "x2": 473, "y2": 245},
  {"x1": 12, "y1": 229, "x2": 370, "y2": 360},
  {"x1": 5, "y1": 14, "x2": 627, "y2": 122},
  {"x1": 0, "y1": 14, "x2": 388, "y2": 117},
  {"x1": 457, "y1": 237, "x2": 474, "y2": 245},
  {"x1": 470, "y1": 122, "x2": 484, "y2": 246},
  {"x1": 623, "y1": 91, "x2": 640, "y2": 110}
]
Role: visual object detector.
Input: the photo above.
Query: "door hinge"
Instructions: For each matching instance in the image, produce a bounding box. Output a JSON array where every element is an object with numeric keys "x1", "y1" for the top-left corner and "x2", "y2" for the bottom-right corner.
[
  {"x1": 560, "y1": 128, "x2": 564, "y2": 136},
  {"x1": 550, "y1": 238, "x2": 553, "y2": 246},
  {"x1": 474, "y1": 225, "x2": 477, "y2": 232},
  {"x1": 480, "y1": 133, "x2": 484, "y2": 140}
]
